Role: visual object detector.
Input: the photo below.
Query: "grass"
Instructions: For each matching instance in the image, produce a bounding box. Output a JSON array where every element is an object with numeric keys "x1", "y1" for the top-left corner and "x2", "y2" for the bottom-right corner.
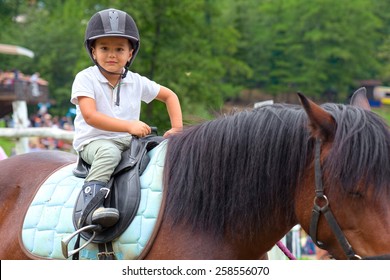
[
  {"x1": 0, "y1": 137, "x2": 14, "y2": 156},
  {"x1": 0, "y1": 119, "x2": 15, "y2": 156},
  {"x1": 373, "y1": 105, "x2": 390, "y2": 125}
]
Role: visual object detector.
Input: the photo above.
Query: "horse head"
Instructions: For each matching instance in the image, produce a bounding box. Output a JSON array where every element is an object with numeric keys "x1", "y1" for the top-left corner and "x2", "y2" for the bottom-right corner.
[{"x1": 296, "y1": 88, "x2": 390, "y2": 260}]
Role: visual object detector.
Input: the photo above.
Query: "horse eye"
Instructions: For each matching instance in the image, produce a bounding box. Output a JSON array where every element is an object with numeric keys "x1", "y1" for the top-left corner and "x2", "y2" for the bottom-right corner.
[{"x1": 348, "y1": 191, "x2": 363, "y2": 198}]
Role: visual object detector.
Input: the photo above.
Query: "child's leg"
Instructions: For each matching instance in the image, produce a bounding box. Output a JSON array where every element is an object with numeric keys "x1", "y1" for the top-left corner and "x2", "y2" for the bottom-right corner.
[
  {"x1": 78, "y1": 137, "x2": 132, "y2": 227},
  {"x1": 82, "y1": 138, "x2": 129, "y2": 183}
]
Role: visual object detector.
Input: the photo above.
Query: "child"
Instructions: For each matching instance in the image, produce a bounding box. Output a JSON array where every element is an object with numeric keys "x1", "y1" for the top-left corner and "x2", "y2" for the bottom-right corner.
[{"x1": 71, "y1": 8, "x2": 182, "y2": 229}]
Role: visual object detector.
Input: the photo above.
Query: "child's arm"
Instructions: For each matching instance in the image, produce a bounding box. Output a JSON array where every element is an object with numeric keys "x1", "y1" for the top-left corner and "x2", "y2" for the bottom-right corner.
[
  {"x1": 78, "y1": 96, "x2": 151, "y2": 137},
  {"x1": 155, "y1": 86, "x2": 183, "y2": 137}
]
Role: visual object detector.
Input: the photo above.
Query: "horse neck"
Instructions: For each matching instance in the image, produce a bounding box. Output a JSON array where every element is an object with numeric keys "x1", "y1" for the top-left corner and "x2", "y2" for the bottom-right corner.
[{"x1": 145, "y1": 217, "x2": 295, "y2": 260}]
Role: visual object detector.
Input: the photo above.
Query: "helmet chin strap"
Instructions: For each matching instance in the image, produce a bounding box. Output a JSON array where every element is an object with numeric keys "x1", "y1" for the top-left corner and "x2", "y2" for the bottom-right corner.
[{"x1": 95, "y1": 62, "x2": 129, "y2": 106}]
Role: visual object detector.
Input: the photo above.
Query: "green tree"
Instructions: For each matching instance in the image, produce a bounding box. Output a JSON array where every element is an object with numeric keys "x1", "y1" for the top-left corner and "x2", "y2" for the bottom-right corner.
[
  {"x1": 117, "y1": 0, "x2": 249, "y2": 129},
  {"x1": 374, "y1": 0, "x2": 390, "y2": 84},
  {"x1": 1, "y1": 0, "x2": 90, "y2": 116},
  {"x1": 232, "y1": 0, "x2": 382, "y2": 100}
]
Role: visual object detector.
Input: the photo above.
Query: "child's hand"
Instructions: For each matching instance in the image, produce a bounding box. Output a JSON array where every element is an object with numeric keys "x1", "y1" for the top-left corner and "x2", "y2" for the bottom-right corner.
[
  {"x1": 163, "y1": 127, "x2": 182, "y2": 138},
  {"x1": 128, "y1": 120, "x2": 151, "y2": 137}
]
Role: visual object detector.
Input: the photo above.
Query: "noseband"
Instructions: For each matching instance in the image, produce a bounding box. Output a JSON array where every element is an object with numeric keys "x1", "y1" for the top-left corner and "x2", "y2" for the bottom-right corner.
[{"x1": 309, "y1": 139, "x2": 390, "y2": 260}]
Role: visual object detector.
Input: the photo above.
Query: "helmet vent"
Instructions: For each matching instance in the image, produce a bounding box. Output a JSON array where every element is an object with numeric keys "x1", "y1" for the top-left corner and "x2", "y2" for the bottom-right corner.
[{"x1": 108, "y1": 10, "x2": 119, "y2": 32}]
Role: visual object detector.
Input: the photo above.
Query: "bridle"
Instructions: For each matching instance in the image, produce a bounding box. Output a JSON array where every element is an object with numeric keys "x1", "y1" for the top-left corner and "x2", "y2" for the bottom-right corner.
[{"x1": 309, "y1": 138, "x2": 390, "y2": 260}]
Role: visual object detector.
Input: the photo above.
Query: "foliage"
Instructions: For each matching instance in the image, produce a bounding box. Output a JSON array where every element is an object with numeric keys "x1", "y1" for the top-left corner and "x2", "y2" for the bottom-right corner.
[{"x1": 232, "y1": 0, "x2": 383, "y2": 99}]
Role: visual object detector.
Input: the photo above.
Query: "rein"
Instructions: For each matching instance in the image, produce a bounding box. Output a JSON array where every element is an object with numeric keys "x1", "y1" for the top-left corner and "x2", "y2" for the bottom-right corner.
[
  {"x1": 309, "y1": 139, "x2": 390, "y2": 260},
  {"x1": 276, "y1": 241, "x2": 296, "y2": 260}
]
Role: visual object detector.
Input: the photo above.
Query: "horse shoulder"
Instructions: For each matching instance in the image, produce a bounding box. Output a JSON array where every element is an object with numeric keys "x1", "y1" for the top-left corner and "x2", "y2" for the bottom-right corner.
[{"x1": 0, "y1": 150, "x2": 77, "y2": 259}]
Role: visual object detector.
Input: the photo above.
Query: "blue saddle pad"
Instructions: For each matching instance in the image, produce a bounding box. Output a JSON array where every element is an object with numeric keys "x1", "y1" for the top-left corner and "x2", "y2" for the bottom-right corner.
[{"x1": 21, "y1": 140, "x2": 167, "y2": 260}]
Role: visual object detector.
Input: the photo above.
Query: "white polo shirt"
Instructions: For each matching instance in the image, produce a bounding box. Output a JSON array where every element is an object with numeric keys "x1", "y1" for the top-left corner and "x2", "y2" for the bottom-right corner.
[{"x1": 71, "y1": 66, "x2": 160, "y2": 151}]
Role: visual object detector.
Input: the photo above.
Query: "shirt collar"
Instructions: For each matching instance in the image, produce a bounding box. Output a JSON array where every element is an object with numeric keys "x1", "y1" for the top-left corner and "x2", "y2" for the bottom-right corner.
[{"x1": 92, "y1": 65, "x2": 133, "y2": 84}]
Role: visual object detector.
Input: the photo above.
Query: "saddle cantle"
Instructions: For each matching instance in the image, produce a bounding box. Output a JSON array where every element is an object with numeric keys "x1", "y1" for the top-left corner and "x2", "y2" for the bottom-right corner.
[{"x1": 68, "y1": 135, "x2": 163, "y2": 257}]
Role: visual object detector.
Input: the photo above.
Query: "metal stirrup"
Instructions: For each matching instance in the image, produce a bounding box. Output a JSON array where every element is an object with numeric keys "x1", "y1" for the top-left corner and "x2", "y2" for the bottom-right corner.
[{"x1": 61, "y1": 224, "x2": 99, "y2": 258}]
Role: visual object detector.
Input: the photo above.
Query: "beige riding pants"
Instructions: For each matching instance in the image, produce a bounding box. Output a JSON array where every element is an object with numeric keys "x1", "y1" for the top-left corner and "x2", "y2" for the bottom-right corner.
[{"x1": 80, "y1": 136, "x2": 132, "y2": 183}]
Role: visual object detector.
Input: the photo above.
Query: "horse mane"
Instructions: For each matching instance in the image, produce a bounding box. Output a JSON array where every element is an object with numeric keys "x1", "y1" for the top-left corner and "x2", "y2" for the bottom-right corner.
[
  {"x1": 163, "y1": 103, "x2": 311, "y2": 240},
  {"x1": 163, "y1": 102, "x2": 390, "y2": 240}
]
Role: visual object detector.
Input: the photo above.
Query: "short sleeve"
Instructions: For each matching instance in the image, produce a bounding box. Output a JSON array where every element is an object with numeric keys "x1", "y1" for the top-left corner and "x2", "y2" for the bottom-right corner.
[{"x1": 70, "y1": 70, "x2": 96, "y2": 105}]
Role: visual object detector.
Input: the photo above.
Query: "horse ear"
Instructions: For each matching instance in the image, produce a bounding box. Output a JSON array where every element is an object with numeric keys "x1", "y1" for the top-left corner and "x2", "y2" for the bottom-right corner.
[
  {"x1": 350, "y1": 87, "x2": 371, "y2": 111},
  {"x1": 297, "y1": 92, "x2": 336, "y2": 141}
]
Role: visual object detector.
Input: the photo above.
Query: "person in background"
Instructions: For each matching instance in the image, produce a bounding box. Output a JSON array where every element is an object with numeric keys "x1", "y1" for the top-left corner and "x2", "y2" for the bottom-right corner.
[{"x1": 30, "y1": 72, "x2": 40, "y2": 96}]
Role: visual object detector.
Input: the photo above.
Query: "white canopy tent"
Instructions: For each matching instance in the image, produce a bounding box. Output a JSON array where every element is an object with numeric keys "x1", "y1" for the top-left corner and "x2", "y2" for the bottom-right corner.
[{"x1": 0, "y1": 43, "x2": 34, "y2": 58}]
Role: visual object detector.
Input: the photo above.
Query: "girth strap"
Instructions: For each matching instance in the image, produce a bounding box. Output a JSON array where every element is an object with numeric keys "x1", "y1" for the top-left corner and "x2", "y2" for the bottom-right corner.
[{"x1": 98, "y1": 242, "x2": 116, "y2": 260}]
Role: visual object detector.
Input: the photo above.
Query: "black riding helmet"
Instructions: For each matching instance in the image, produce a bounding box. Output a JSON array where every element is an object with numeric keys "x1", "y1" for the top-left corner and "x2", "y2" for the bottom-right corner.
[
  {"x1": 84, "y1": 8, "x2": 140, "y2": 106},
  {"x1": 84, "y1": 8, "x2": 140, "y2": 75}
]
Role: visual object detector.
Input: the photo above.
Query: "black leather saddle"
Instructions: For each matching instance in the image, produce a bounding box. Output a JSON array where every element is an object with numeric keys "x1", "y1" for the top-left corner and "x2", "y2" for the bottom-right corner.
[
  {"x1": 74, "y1": 134, "x2": 163, "y2": 242},
  {"x1": 61, "y1": 133, "x2": 163, "y2": 259}
]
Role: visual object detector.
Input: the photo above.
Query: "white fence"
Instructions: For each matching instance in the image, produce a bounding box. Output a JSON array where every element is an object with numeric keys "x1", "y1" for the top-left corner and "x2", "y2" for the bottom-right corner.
[
  {"x1": 0, "y1": 127, "x2": 75, "y2": 154},
  {"x1": 0, "y1": 100, "x2": 75, "y2": 154},
  {"x1": 0, "y1": 127, "x2": 74, "y2": 140}
]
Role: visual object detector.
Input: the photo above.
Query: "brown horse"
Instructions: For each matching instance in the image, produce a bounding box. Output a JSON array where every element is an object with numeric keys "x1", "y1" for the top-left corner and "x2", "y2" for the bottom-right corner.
[{"x1": 1, "y1": 90, "x2": 390, "y2": 260}]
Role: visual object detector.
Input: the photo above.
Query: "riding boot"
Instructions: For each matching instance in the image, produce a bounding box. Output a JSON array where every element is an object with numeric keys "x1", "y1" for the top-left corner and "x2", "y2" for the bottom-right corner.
[{"x1": 79, "y1": 181, "x2": 119, "y2": 228}]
